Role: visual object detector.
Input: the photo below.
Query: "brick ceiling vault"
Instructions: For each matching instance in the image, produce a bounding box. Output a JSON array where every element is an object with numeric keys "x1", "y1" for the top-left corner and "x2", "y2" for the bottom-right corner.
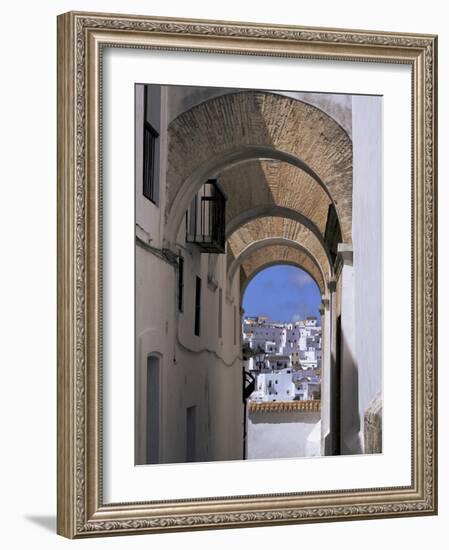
[
  {"x1": 226, "y1": 217, "x2": 331, "y2": 282},
  {"x1": 229, "y1": 237, "x2": 326, "y2": 296},
  {"x1": 222, "y1": 159, "x2": 332, "y2": 236},
  {"x1": 239, "y1": 244, "x2": 325, "y2": 296},
  {"x1": 167, "y1": 90, "x2": 353, "y2": 244}
]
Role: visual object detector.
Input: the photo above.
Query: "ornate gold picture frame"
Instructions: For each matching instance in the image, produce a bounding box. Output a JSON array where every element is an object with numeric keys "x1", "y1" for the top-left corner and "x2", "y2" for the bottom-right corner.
[{"x1": 57, "y1": 11, "x2": 437, "y2": 538}]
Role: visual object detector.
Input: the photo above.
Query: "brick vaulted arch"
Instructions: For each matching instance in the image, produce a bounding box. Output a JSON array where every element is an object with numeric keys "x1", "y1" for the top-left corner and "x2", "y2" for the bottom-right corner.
[
  {"x1": 239, "y1": 244, "x2": 325, "y2": 296},
  {"x1": 222, "y1": 159, "x2": 332, "y2": 236},
  {"x1": 228, "y1": 237, "x2": 327, "y2": 291},
  {"x1": 227, "y1": 217, "x2": 332, "y2": 281},
  {"x1": 165, "y1": 90, "x2": 352, "y2": 246}
]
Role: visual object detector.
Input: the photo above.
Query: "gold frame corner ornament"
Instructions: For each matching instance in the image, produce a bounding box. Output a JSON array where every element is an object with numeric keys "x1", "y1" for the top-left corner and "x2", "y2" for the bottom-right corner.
[{"x1": 57, "y1": 10, "x2": 438, "y2": 539}]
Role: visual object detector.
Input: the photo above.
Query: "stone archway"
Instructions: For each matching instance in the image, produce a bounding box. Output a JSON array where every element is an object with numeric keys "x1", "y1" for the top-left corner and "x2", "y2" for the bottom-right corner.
[
  {"x1": 227, "y1": 216, "x2": 332, "y2": 281},
  {"x1": 222, "y1": 160, "x2": 333, "y2": 237},
  {"x1": 162, "y1": 88, "x2": 355, "y2": 462},
  {"x1": 237, "y1": 243, "x2": 326, "y2": 296},
  {"x1": 240, "y1": 260, "x2": 323, "y2": 305},
  {"x1": 228, "y1": 237, "x2": 327, "y2": 293},
  {"x1": 165, "y1": 91, "x2": 352, "y2": 246}
]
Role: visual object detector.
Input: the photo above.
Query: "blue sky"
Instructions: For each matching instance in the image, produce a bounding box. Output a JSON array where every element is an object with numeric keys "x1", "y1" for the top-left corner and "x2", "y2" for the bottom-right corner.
[{"x1": 242, "y1": 265, "x2": 321, "y2": 323}]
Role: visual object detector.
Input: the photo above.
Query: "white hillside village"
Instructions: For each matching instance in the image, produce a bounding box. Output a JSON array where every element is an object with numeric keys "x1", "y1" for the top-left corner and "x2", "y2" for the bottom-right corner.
[
  {"x1": 243, "y1": 316, "x2": 321, "y2": 403},
  {"x1": 243, "y1": 315, "x2": 323, "y2": 460}
]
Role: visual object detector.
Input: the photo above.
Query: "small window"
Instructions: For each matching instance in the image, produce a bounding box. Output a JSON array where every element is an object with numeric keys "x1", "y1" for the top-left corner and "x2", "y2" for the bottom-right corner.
[
  {"x1": 178, "y1": 256, "x2": 184, "y2": 312},
  {"x1": 185, "y1": 180, "x2": 226, "y2": 253},
  {"x1": 194, "y1": 276, "x2": 201, "y2": 336},
  {"x1": 142, "y1": 85, "x2": 161, "y2": 204},
  {"x1": 143, "y1": 122, "x2": 159, "y2": 202},
  {"x1": 218, "y1": 288, "x2": 223, "y2": 338}
]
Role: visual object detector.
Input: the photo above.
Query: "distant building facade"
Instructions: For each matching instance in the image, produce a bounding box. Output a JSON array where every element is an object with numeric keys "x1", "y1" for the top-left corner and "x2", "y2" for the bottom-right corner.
[{"x1": 243, "y1": 316, "x2": 322, "y2": 404}]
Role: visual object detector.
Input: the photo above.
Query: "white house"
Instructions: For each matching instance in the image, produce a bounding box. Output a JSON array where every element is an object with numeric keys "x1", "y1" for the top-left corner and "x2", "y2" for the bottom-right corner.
[{"x1": 252, "y1": 370, "x2": 296, "y2": 402}]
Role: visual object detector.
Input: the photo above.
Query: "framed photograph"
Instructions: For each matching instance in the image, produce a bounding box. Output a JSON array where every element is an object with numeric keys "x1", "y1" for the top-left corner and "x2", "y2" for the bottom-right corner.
[{"x1": 57, "y1": 11, "x2": 438, "y2": 538}]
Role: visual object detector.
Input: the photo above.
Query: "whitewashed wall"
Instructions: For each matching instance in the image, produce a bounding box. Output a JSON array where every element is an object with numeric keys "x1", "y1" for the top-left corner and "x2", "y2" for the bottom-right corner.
[
  {"x1": 135, "y1": 86, "x2": 168, "y2": 248},
  {"x1": 135, "y1": 87, "x2": 244, "y2": 464},
  {"x1": 247, "y1": 411, "x2": 321, "y2": 459},
  {"x1": 352, "y1": 95, "x2": 383, "y2": 448}
]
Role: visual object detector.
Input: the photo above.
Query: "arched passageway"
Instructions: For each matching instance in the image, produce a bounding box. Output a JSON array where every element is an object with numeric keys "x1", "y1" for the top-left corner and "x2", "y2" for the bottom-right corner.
[
  {"x1": 241, "y1": 264, "x2": 323, "y2": 459},
  {"x1": 233, "y1": 241, "x2": 326, "y2": 296},
  {"x1": 135, "y1": 83, "x2": 382, "y2": 466},
  {"x1": 165, "y1": 91, "x2": 352, "y2": 247},
  {"x1": 227, "y1": 216, "x2": 332, "y2": 282}
]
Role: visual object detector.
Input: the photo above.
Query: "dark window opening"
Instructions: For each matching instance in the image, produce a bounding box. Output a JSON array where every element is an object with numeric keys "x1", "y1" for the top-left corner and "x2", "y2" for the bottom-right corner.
[
  {"x1": 186, "y1": 179, "x2": 226, "y2": 253},
  {"x1": 143, "y1": 122, "x2": 159, "y2": 202},
  {"x1": 194, "y1": 276, "x2": 201, "y2": 336},
  {"x1": 142, "y1": 85, "x2": 160, "y2": 204},
  {"x1": 178, "y1": 256, "x2": 184, "y2": 312}
]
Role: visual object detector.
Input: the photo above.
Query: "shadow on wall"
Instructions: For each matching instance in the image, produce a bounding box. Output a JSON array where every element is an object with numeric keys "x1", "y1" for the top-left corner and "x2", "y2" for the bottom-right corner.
[
  {"x1": 330, "y1": 323, "x2": 382, "y2": 456},
  {"x1": 340, "y1": 327, "x2": 362, "y2": 455}
]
